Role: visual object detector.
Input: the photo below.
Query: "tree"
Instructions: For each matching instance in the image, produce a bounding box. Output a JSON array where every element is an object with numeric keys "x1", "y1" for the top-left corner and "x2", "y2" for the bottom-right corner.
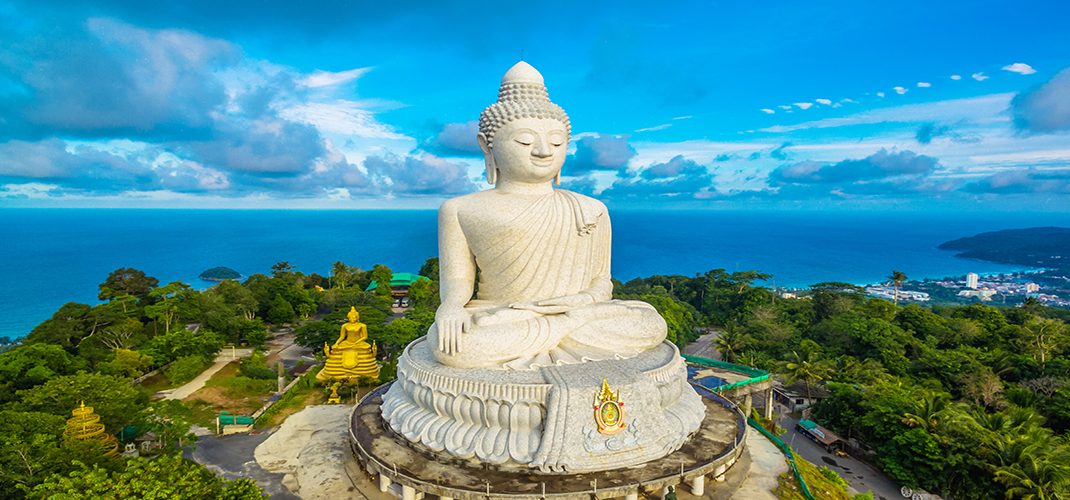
[
  {"x1": 143, "y1": 328, "x2": 222, "y2": 365},
  {"x1": 407, "y1": 277, "x2": 437, "y2": 310},
  {"x1": 98, "y1": 349, "x2": 154, "y2": 378},
  {"x1": 207, "y1": 279, "x2": 259, "y2": 321},
  {"x1": 1021, "y1": 317, "x2": 1067, "y2": 364},
  {"x1": 419, "y1": 256, "x2": 440, "y2": 281},
  {"x1": 331, "y1": 261, "x2": 354, "y2": 290},
  {"x1": 96, "y1": 317, "x2": 145, "y2": 350},
  {"x1": 640, "y1": 294, "x2": 698, "y2": 346},
  {"x1": 712, "y1": 322, "x2": 751, "y2": 363},
  {"x1": 266, "y1": 293, "x2": 295, "y2": 324},
  {"x1": 888, "y1": 270, "x2": 908, "y2": 306},
  {"x1": 780, "y1": 349, "x2": 834, "y2": 403},
  {"x1": 270, "y1": 261, "x2": 295, "y2": 279},
  {"x1": 369, "y1": 264, "x2": 394, "y2": 302},
  {"x1": 0, "y1": 343, "x2": 89, "y2": 396},
  {"x1": 994, "y1": 453, "x2": 1070, "y2": 500},
  {"x1": 901, "y1": 394, "x2": 969, "y2": 439},
  {"x1": 98, "y1": 268, "x2": 158, "y2": 301},
  {"x1": 18, "y1": 372, "x2": 147, "y2": 432},
  {"x1": 294, "y1": 321, "x2": 339, "y2": 350},
  {"x1": 27, "y1": 454, "x2": 267, "y2": 500}
]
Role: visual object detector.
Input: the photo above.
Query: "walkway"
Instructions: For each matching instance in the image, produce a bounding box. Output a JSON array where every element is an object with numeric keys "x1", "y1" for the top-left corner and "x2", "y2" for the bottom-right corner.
[
  {"x1": 731, "y1": 426, "x2": 789, "y2": 500},
  {"x1": 155, "y1": 348, "x2": 251, "y2": 400},
  {"x1": 683, "y1": 330, "x2": 721, "y2": 360}
]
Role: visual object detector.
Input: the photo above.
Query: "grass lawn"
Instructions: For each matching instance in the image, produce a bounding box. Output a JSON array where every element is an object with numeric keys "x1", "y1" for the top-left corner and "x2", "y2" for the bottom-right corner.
[
  {"x1": 183, "y1": 361, "x2": 277, "y2": 427},
  {"x1": 775, "y1": 452, "x2": 862, "y2": 500},
  {"x1": 139, "y1": 372, "x2": 177, "y2": 396}
]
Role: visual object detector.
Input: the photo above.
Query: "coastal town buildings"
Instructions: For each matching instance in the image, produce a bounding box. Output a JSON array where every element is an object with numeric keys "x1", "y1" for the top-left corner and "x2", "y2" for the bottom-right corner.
[{"x1": 866, "y1": 286, "x2": 930, "y2": 302}]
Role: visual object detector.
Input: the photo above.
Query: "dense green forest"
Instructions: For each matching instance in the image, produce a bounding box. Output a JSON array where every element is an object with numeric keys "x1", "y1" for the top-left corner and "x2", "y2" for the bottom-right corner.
[{"x1": 2, "y1": 260, "x2": 1068, "y2": 499}]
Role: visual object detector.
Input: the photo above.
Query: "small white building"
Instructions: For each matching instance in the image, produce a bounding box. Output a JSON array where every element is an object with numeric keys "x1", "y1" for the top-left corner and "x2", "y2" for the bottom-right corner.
[
  {"x1": 1026, "y1": 283, "x2": 1040, "y2": 293},
  {"x1": 959, "y1": 289, "x2": 996, "y2": 300},
  {"x1": 966, "y1": 272, "x2": 979, "y2": 289}
]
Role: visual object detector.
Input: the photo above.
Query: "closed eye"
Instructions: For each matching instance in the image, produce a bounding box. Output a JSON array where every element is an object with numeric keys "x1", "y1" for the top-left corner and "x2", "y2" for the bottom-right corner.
[{"x1": 514, "y1": 133, "x2": 535, "y2": 146}]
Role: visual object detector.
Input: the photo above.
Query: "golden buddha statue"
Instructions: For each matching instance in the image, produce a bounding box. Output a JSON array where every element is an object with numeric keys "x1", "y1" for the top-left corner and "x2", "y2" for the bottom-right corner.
[{"x1": 317, "y1": 306, "x2": 380, "y2": 382}]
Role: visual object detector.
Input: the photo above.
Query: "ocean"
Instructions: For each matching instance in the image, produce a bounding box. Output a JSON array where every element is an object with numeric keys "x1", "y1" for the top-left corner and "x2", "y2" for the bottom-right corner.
[{"x1": 1, "y1": 208, "x2": 1066, "y2": 338}]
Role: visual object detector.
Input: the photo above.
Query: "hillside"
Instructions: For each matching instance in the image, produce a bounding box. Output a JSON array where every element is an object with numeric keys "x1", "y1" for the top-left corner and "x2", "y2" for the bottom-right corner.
[{"x1": 938, "y1": 227, "x2": 1070, "y2": 270}]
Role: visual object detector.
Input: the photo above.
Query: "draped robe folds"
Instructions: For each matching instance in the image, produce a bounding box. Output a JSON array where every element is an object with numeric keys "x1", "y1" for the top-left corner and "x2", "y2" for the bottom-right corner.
[{"x1": 429, "y1": 189, "x2": 667, "y2": 370}]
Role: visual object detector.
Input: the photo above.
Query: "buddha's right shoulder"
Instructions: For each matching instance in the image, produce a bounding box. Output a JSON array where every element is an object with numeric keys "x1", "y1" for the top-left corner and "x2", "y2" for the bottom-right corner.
[{"x1": 439, "y1": 191, "x2": 493, "y2": 218}]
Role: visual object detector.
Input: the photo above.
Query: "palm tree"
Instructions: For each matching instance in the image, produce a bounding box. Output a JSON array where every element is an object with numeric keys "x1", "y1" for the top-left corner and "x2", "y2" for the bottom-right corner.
[
  {"x1": 888, "y1": 270, "x2": 908, "y2": 306},
  {"x1": 902, "y1": 395, "x2": 971, "y2": 441},
  {"x1": 780, "y1": 350, "x2": 834, "y2": 404},
  {"x1": 994, "y1": 453, "x2": 1070, "y2": 500},
  {"x1": 713, "y1": 322, "x2": 751, "y2": 363}
]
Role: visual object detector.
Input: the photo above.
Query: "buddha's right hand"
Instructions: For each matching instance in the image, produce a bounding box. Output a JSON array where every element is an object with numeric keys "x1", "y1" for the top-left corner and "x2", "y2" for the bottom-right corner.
[{"x1": 436, "y1": 305, "x2": 471, "y2": 354}]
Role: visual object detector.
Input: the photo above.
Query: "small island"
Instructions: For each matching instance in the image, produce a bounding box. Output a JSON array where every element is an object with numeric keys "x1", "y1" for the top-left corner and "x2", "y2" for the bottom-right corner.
[
  {"x1": 939, "y1": 226, "x2": 1070, "y2": 271},
  {"x1": 199, "y1": 267, "x2": 243, "y2": 282}
]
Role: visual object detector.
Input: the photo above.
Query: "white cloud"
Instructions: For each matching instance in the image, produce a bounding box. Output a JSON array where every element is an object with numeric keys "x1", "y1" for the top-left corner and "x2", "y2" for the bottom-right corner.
[
  {"x1": 795, "y1": 102, "x2": 813, "y2": 110},
  {"x1": 894, "y1": 87, "x2": 908, "y2": 94},
  {"x1": 917, "y1": 82, "x2": 931, "y2": 88},
  {"x1": 636, "y1": 123, "x2": 672, "y2": 132},
  {"x1": 815, "y1": 99, "x2": 832, "y2": 105},
  {"x1": 673, "y1": 116, "x2": 693, "y2": 120},
  {"x1": 972, "y1": 72, "x2": 989, "y2": 81},
  {"x1": 1002, "y1": 63, "x2": 1036, "y2": 75},
  {"x1": 299, "y1": 67, "x2": 373, "y2": 88},
  {"x1": 877, "y1": 92, "x2": 885, "y2": 97},
  {"x1": 278, "y1": 100, "x2": 409, "y2": 139},
  {"x1": 778, "y1": 105, "x2": 793, "y2": 110},
  {"x1": 840, "y1": 98, "x2": 857, "y2": 104},
  {"x1": 761, "y1": 109, "x2": 775, "y2": 114},
  {"x1": 951, "y1": 75, "x2": 962, "y2": 80},
  {"x1": 758, "y1": 93, "x2": 1014, "y2": 133}
]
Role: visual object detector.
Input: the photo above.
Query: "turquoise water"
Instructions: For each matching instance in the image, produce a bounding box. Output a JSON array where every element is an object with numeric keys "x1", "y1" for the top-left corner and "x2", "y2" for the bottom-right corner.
[{"x1": 1, "y1": 208, "x2": 1065, "y2": 338}]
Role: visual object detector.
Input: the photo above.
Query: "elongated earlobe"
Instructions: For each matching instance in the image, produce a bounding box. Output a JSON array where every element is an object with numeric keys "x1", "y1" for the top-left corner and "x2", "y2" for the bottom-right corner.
[{"x1": 477, "y1": 133, "x2": 497, "y2": 185}]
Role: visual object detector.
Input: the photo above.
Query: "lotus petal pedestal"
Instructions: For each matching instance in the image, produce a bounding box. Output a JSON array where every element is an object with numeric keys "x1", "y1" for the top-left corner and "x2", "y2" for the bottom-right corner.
[{"x1": 380, "y1": 338, "x2": 705, "y2": 473}]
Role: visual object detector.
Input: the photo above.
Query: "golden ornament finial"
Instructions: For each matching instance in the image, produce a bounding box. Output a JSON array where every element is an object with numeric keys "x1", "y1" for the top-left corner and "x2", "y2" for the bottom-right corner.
[{"x1": 598, "y1": 376, "x2": 617, "y2": 403}]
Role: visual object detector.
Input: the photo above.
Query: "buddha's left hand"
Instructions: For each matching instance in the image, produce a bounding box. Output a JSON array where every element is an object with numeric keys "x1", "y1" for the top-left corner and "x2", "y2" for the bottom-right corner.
[{"x1": 510, "y1": 293, "x2": 594, "y2": 314}]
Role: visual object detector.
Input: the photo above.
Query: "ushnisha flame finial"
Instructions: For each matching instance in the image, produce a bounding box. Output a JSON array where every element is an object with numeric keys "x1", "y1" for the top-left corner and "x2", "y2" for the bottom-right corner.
[{"x1": 478, "y1": 61, "x2": 571, "y2": 148}]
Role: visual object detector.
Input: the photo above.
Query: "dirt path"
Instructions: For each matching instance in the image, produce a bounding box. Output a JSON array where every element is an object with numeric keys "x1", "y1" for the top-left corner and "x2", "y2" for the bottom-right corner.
[{"x1": 155, "y1": 349, "x2": 251, "y2": 400}]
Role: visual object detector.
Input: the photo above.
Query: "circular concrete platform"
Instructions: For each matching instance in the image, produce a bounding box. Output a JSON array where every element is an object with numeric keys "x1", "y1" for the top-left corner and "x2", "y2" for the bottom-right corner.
[{"x1": 349, "y1": 383, "x2": 748, "y2": 499}]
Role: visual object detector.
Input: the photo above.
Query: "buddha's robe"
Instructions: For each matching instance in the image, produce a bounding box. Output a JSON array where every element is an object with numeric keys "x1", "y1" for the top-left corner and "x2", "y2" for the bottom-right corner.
[{"x1": 430, "y1": 189, "x2": 666, "y2": 370}]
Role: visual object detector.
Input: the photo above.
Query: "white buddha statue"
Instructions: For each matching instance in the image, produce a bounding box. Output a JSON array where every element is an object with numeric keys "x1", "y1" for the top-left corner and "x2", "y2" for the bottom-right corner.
[
  {"x1": 430, "y1": 61, "x2": 667, "y2": 370},
  {"x1": 380, "y1": 62, "x2": 704, "y2": 472}
]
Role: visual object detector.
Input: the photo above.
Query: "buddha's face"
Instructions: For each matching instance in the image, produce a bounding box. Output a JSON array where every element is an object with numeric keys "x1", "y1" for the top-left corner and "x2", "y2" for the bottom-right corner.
[{"x1": 488, "y1": 117, "x2": 569, "y2": 185}]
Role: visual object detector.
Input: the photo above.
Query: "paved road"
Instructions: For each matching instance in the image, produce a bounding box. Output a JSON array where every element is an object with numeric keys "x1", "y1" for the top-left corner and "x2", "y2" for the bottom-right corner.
[
  {"x1": 778, "y1": 415, "x2": 902, "y2": 500},
  {"x1": 187, "y1": 428, "x2": 300, "y2": 500},
  {"x1": 683, "y1": 329, "x2": 720, "y2": 359},
  {"x1": 265, "y1": 330, "x2": 312, "y2": 372}
]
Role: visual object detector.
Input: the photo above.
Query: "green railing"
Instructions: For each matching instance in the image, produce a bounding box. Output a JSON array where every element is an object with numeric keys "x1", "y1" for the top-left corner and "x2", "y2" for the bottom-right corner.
[
  {"x1": 683, "y1": 354, "x2": 771, "y2": 392},
  {"x1": 748, "y1": 416, "x2": 818, "y2": 500}
]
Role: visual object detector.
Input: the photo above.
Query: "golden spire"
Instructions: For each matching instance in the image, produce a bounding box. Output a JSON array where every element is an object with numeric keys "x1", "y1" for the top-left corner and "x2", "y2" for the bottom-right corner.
[{"x1": 598, "y1": 376, "x2": 618, "y2": 403}]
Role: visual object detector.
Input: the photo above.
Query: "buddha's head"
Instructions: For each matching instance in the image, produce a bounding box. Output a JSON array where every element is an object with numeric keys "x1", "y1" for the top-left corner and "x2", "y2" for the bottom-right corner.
[
  {"x1": 478, "y1": 62, "x2": 571, "y2": 186},
  {"x1": 347, "y1": 306, "x2": 360, "y2": 323}
]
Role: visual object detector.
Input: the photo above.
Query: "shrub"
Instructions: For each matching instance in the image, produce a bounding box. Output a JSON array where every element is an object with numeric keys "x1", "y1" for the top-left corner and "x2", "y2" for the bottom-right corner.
[
  {"x1": 165, "y1": 356, "x2": 211, "y2": 385},
  {"x1": 239, "y1": 351, "x2": 276, "y2": 380}
]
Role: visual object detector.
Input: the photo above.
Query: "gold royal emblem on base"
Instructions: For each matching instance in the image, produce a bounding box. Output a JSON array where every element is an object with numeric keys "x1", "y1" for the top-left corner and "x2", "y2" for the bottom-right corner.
[{"x1": 593, "y1": 376, "x2": 625, "y2": 434}]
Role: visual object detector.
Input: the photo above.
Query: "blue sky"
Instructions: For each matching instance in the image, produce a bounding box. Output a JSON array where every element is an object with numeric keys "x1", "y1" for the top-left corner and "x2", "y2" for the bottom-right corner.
[{"x1": 1, "y1": 0, "x2": 1069, "y2": 210}]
